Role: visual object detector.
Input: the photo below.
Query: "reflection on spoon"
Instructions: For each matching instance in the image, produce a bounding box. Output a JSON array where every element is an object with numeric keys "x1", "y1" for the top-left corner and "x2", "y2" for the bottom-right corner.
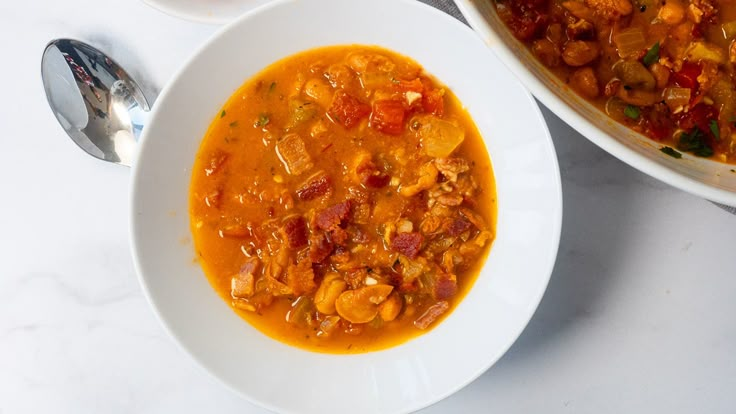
[{"x1": 41, "y1": 39, "x2": 151, "y2": 167}]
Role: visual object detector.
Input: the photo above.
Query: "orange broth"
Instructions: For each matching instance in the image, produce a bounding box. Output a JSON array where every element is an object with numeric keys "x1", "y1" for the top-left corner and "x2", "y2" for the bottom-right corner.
[{"x1": 189, "y1": 45, "x2": 496, "y2": 353}]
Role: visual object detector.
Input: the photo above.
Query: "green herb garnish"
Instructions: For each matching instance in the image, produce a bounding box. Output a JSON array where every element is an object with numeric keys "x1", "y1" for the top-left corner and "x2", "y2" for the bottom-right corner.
[
  {"x1": 660, "y1": 146, "x2": 682, "y2": 159},
  {"x1": 269, "y1": 82, "x2": 277, "y2": 93},
  {"x1": 220, "y1": 110, "x2": 226, "y2": 118},
  {"x1": 677, "y1": 128, "x2": 714, "y2": 157},
  {"x1": 710, "y1": 119, "x2": 721, "y2": 140},
  {"x1": 643, "y1": 42, "x2": 660, "y2": 67},
  {"x1": 255, "y1": 113, "x2": 270, "y2": 128},
  {"x1": 624, "y1": 105, "x2": 640, "y2": 119}
]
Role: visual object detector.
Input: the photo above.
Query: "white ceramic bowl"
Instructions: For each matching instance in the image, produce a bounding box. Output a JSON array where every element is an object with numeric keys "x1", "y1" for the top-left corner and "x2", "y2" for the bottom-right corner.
[
  {"x1": 130, "y1": 0, "x2": 562, "y2": 412},
  {"x1": 455, "y1": 0, "x2": 736, "y2": 206},
  {"x1": 142, "y1": 0, "x2": 271, "y2": 24}
]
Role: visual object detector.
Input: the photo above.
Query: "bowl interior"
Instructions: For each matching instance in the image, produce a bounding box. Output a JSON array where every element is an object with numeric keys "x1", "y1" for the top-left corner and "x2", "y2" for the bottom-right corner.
[
  {"x1": 130, "y1": 0, "x2": 562, "y2": 412},
  {"x1": 456, "y1": 0, "x2": 736, "y2": 206}
]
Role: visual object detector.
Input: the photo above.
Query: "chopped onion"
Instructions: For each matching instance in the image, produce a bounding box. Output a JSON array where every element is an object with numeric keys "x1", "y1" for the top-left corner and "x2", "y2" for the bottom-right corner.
[
  {"x1": 663, "y1": 87, "x2": 691, "y2": 111},
  {"x1": 614, "y1": 27, "x2": 647, "y2": 58},
  {"x1": 685, "y1": 41, "x2": 727, "y2": 64}
]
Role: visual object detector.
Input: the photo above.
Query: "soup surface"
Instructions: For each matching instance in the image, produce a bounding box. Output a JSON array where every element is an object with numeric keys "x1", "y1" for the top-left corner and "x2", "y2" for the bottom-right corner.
[
  {"x1": 189, "y1": 45, "x2": 496, "y2": 353},
  {"x1": 496, "y1": 0, "x2": 736, "y2": 163}
]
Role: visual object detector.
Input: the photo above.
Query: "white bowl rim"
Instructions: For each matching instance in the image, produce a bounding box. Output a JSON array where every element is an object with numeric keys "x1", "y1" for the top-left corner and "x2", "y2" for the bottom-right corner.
[
  {"x1": 141, "y1": 0, "x2": 270, "y2": 24},
  {"x1": 129, "y1": 0, "x2": 563, "y2": 412},
  {"x1": 454, "y1": 0, "x2": 736, "y2": 207}
]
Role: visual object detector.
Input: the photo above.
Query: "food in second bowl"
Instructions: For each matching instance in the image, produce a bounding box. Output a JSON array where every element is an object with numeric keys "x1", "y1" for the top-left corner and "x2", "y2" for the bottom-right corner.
[
  {"x1": 495, "y1": 0, "x2": 736, "y2": 163},
  {"x1": 189, "y1": 45, "x2": 496, "y2": 353}
]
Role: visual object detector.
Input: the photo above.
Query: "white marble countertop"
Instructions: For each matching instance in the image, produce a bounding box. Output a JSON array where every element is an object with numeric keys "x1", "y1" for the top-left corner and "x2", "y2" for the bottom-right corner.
[{"x1": 2, "y1": 1, "x2": 736, "y2": 413}]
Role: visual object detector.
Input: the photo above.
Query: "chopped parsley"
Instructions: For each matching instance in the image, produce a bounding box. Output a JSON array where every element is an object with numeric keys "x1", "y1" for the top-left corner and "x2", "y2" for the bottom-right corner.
[
  {"x1": 624, "y1": 105, "x2": 640, "y2": 119},
  {"x1": 710, "y1": 120, "x2": 720, "y2": 140},
  {"x1": 255, "y1": 113, "x2": 270, "y2": 128},
  {"x1": 677, "y1": 128, "x2": 714, "y2": 157},
  {"x1": 643, "y1": 42, "x2": 660, "y2": 67},
  {"x1": 220, "y1": 110, "x2": 226, "y2": 118},
  {"x1": 660, "y1": 146, "x2": 682, "y2": 159},
  {"x1": 269, "y1": 82, "x2": 277, "y2": 93}
]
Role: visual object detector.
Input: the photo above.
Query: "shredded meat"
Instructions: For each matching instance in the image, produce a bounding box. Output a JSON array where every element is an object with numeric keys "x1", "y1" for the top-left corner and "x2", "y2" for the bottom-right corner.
[{"x1": 434, "y1": 158, "x2": 469, "y2": 183}]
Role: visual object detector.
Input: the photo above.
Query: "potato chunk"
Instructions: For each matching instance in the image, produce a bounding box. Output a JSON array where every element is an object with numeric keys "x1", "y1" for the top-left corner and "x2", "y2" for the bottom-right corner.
[{"x1": 418, "y1": 117, "x2": 465, "y2": 158}]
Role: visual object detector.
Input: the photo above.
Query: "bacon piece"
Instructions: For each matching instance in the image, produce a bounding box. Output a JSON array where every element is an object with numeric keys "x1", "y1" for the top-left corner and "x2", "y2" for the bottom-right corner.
[
  {"x1": 414, "y1": 301, "x2": 449, "y2": 330},
  {"x1": 429, "y1": 272, "x2": 457, "y2": 300},
  {"x1": 296, "y1": 171, "x2": 332, "y2": 201},
  {"x1": 281, "y1": 215, "x2": 308, "y2": 249},
  {"x1": 355, "y1": 154, "x2": 391, "y2": 189},
  {"x1": 276, "y1": 133, "x2": 313, "y2": 176},
  {"x1": 444, "y1": 217, "x2": 472, "y2": 236},
  {"x1": 315, "y1": 201, "x2": 352, "y2": 231},
  {"x1": 391, "y1": 232, "x2": 424, "y2": 259},
  {"x1": 309, "y1": 232, "x2": 334, "y2": 263},
  {"x1": 285, "y1": 260, "x2": 316, "y2": 296}
]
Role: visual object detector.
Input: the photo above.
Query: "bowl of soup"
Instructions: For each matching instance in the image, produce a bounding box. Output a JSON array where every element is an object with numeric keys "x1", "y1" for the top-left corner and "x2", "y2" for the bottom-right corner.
[
  {"x1": 456, "y1": 0, "x2": 736, "y2": 206},
  {"x1": 130, "y1": 0, "x2": 562, "y2": 412}
]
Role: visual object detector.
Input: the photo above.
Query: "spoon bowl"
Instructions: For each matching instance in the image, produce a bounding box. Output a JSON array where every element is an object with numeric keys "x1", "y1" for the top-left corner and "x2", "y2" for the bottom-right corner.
[{"x1": 41, "y1": 39, "x2": 150, "y2": 166}]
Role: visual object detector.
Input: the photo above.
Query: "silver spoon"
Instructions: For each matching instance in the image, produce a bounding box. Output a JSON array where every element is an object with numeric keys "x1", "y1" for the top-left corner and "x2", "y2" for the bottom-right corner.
[{"x1": 41, "y1": 39, "x2": 151, "y2": 167}]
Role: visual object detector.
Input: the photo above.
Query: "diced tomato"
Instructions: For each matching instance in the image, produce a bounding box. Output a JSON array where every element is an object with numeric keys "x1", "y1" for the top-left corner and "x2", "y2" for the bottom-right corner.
[
  {"x1": 643, "y1": 104, "x2": 676, "y2": 141},
  {"x1": 675, "y1": 103, "x2": 718, "y2": 137},
  {"x1": 422, "y1": 88, "x2": 445, "y2": 116},
  {"x1": 370, "y1": 100, "x2": 406, "y2": 135},
  {"x1": 328, "y1": 91, "x2": 370, "y2": 128},
  {"x1": 670, "y1": 62, "x2": 702, "y2": 90}
]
